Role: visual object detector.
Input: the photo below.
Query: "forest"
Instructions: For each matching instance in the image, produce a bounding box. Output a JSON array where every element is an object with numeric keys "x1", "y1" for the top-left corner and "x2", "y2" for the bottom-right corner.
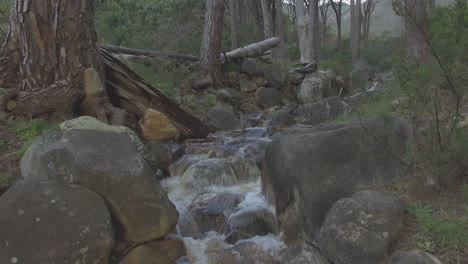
[{"x1": 0, "y1": 0, "x2": 467, "y2": 264}]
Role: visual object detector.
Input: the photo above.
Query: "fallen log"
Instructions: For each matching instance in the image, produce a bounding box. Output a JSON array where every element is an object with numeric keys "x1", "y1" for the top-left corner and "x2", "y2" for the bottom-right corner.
[
  {"x1": 99, "y1": 37, "x2": 281, "y2": 64},
  {"x1": 100, "y1": 44, "x2": 200, "y2": 61},
  {"x1": 98, "y1": 47, "x2": 211, "y2": 139}
]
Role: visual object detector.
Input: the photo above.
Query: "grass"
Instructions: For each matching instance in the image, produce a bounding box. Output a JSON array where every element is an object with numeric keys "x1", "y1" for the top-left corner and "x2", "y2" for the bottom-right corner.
[
  {"x1": 408, "y1": 202, "x2": 468, "y2": 251},
  {"x1": 13, "y1": 119, "x2": 58, "y2": 159},
  {"x1": 0, "y1": 172, "x2": 12, "y2": 187}
]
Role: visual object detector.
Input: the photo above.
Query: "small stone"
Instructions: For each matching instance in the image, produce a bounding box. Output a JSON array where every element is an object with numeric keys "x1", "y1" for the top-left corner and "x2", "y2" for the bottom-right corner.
[{"x1": 11, "y1": 257, "x2": 18, "y2": 263}]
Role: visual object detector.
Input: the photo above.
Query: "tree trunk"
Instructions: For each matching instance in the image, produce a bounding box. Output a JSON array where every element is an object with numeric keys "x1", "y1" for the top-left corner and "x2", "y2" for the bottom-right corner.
[
  {"x1": 273, "y1": 0, "x2": 286, "y2": 59},
  {"x1": 428, "y1": 0, "x2": 435, "y2": 13},
  {"x1": 295, "y1": 0, "x2": 312, "y2": 63},
  {"x1": 404, "y1": 0, "x2": 429, "y2": 64},
  {"x1": 352, "y1": 0, "x2": 362, "y2": 59},
  {"x1": 330, "y1": 0, "x2": 343, "y2": 49},
  {"x1": 0, "y1": 0, "x2": 108, "y2": 120},
  {"x1": 200, "y1": 0, "x2": 226, "y2": 89},
  {"x1": 350, "y1": 0, "x2": 356, "y2": 48},
  {"x1": 99, "y1": 48, "x2": 211, "y2": 139},
  {"x1": 309, "y1": 0, "x2": 320, "y2": 62},
  {"x1": 229, "y1": 0, "x2": 239, "y2": 49},
  {"x1": 260, "y1": 0, "x2": 273, "y2": 38}
]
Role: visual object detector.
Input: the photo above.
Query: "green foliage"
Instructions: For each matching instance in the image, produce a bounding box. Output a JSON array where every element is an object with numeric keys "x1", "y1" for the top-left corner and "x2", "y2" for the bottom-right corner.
[
  {"x1": 14, "y1": 119, "x2": 58, "y2": 159},
  {"x1": 394, "y1": 2, "x2": 468, "y2": 187},
  {"x1": 360, "y1": 34, "x2": 399, "y2": 71},
  {"x1": 202, "y1": 94, "x2": 216, "y2": 108},
  {"x1": 0, "y1": 172, "x2": 12, "y2": 187},
  {"x1": 320, "y1": 48, "x2": 352, "y2": 77},
  {"x1": 408, "y1": 202, "x2": 468, "y2": 250}
]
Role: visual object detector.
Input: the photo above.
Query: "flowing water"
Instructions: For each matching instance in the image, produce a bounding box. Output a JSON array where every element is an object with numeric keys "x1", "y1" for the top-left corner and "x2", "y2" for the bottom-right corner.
[{"x1": 161, "y1": 128, "x2": 285, "y2": 264}]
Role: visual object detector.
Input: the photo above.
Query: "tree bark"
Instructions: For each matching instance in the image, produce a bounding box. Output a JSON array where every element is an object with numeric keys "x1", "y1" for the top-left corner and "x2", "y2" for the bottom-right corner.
[
  {"x1": 260, "y1": 0, "x2": 273, "y2": 39},
  {"x1": 0, "y1": 0, "x2": 108, "y2": 120},
  {"x1": 309, "y1": 0, "x2": 320, "y2": 62},
  {"x1": 295, "y1": 0, "x2": 312, "y2": 63},
  {"x1": 99, "y1": 48, "x2": 211, "y2": 139},
  {"x1": 200, "y1": 0, "x2": 226, "y2": 89},
  {"x1": 351, "y1": 0, "x2": 362, "y2": 59},
  {"x1": 403, "y1": 0, "x2": 429, "y2": 64},
  {"x1": 273, "y1": 0, "x2": 286, "y2": 59},
  {"x1": 100, "y1": 45, "x2": 199, "y2": 61},
  {"x1": 362, "y1": 0, "x2": 378, "y2": 42},
  {"x1": 329, "y1": 0, "x2": 343, "y2": 49},
  {"x1": 229, "y1": 0, "x2": 239, "y2": 50}
]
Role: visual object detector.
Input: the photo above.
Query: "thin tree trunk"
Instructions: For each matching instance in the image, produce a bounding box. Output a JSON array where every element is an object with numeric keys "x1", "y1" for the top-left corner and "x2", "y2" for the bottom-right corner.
[
  {"x1": 352, "y1": 0, "x2": 362, "y2": 59},
  {"x1": 273, "y1": 0, "x2": 286, "y2": 59},
  {"x1": 229, "y1": 0, "x2": 239, "y2": 49},
  {"x1": 350, "y1": 0, "x2": 356, "y2": 48},
  {"x1": 309, "y1": 0, "x2": 320, "y2": 62},
  {"x1": 200, "y1": 0, "x2": 225, "y2": 88},
  {"x1": 295, "y1": 0, "x2": 312, "y2": 63},
  {"x1": 0, "y1": 0, "x2": 113, "y2": 121}
]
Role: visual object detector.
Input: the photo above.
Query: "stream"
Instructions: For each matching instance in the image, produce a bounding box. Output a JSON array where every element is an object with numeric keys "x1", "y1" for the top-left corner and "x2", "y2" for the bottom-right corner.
[{"x1": 161, "y1": 127, "x2": 286, "y2": 263}]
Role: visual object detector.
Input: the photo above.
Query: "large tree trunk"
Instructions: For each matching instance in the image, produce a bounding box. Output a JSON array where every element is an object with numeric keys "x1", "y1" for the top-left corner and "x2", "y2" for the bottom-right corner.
[
  {"x1": 350, "y1": 0, "x2": 356, "y2": 48},
  {"x1": 309, "y1": 0, "x2": 320, "y2": 62},
  {"x1": 404, "y1": 0, "x2": 429, "y2": 64},
  {"x1": 330, "y1": 0, "x2": 343, "y2": 49},
  {"x1": 0, "y1": 0, "x2": 107, "y2": 120},
  {"x1": 295, "y1": 0, "x2": 312, "y2": 63},
  {"x1": 229, "y1": 0, "x2": 239, "y2": 49},
  {"x1": 200, "y1": 0, "x2": 225, "y2": 89},
  {"x1": 351, "y1": 0, "x2": 362, "y2": 59}
]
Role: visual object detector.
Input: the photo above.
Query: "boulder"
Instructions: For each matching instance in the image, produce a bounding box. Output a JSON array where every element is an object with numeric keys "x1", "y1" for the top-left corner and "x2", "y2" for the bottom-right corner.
[
  {"x1": 267, "y1": 109, "x2": 296, "y2": 129},
  {"x1": 294, "y1": 96, "x2": 350, "y2": 126},
  {"x1": 239, "y1": 77, "x2": 258, "y2": 93},
  {"x1": 218, "y1": 88, "x2": 243, "y2": 101},
  {"x1": 81, "y1": 68, "x2": 105, "y2": 115},
  {"x1": 169, "y1": 154, "x2": 207, "y2": 177},
  {"x1": 20, "y1": 129, "x2": 178, "y2": 243},
  {"x1": 225, "y1": 209, "x2": 277, "y2": 244},
  {"x1": 263, "y1": 64, "x2": 287, "y2": 89},
  {"x1": 317, "y1": 190, "x2": 405, "y2": 264},
  {"x1": 206, "y1": 241, "x2": 280, "y2": 264},
  {"x1": 387, "y1": 250, "x2": 444, "y2": 264},
  {"x1": 146, "y1": 141, "x2": 185, "y2": 173},
  {"x1": 0, "y1": 180, "x2": 113, "y2": 264},
  {"x1": 241, "y1": 58, "x2": 262, "y2": 75},
  {"x1": 139, "y1": 108, "x2": 180, "y2": 141},
  {"x1": 118, "y1": 238, "x2": 186, "y2": 264},
  {"x1": 288, "y1": 71, "x2": 306, "y2": 85},
  {"x1": 261, "y1": 115, "x2": 411, "y2": 241},
  {"x1": 350, "y1": 60, "x2": 375, "y2": 89},
  {"x1": 297, "y1": 70, "x2": 346, "y2": 103},
  {"x1": 189, "y1": 192, "x2": 243, "y2": 234},
  {"x1": 206, "y1": 106, "x2": 243, "y2": 130},
  {"x1": 242, "y1": 112, "x2": 266, "y2": 127},
  {"x1": 280, "y1": 243, "x2": 329, "y2": 264},
  {"x1": 256, "y1": 87, "x2": 280, "y2": 108}
]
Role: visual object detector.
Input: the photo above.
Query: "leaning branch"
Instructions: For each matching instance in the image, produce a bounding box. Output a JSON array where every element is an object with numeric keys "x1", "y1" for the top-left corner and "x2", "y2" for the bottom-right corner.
[{"x1": 99, "y1": 44, "x2": 200, "y2": 61}]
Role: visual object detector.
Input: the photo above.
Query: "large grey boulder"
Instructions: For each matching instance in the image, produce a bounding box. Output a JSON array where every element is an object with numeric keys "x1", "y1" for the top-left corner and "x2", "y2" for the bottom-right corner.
[
  {"x1": 263, "y1": 64, "x2": 287, "y2": 89},
  {"x1": 0, "y1": 180, "x2": 114, "y2": 264},
  {"x1": 387, "y1": 250, "x2": 444, "y2": 264},
  {"x1": 261, "y1": 115, "x2": 411, "y2": 241},
  {"x1": 294, "y1": 96, "x2": 350, "y2": 126},
  {"x1": 298, "y1": 70, "x2": 346, "y2": 103},
  {"x1": 317, "y1": 190, "x2": 405, "y2": 264},
  {"x1": 241, "y1": 58, "x2": 262, "y2": 75},
  {"x1": 118, "y1": 238, "x2": 186, "y2": 264},
  {"x1": 20, "y1": 128, "x2": 178, "y2": 243},
  {"x1": 206, "y1": 241, "x2": 280, "y2": 264}
]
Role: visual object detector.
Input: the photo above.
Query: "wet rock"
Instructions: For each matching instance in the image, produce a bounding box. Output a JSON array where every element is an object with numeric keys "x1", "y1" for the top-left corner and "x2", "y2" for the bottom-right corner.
[
  {"x1": 182, "y1": 158, "x2": 258, "y2": 191},
  {"x1": 189, "y1": 192, "x2": 243, "y2": 233},
  {"x1": 20, "y1": 128, "x2": 178, "y2": 243},
  {"x1": 294, "y1": 96, "x2": 350, "y2": 126},
  {"x1": 317, "y1": 190, "x2": 405, "y2": 264},
  {"x1": 139, "y1": 108, "x2": 180, "y2": 141},
  {"x1": 206, "y1": 241, "x2": 280, "y2": 264},
  {"x1": 177, "y1": 207, "x2": 203, "y2": 239},
  {"x1": 256, "y1": 87, "x2": 280, "y2": 108},
  {"x1": 262, "y1": 115, "x2": 411, "y2": 241},
  {"x1": 225, "y1": 209, "x2": 277, "y2": 244},
  {"x1": 280, "y1": 243, "x2": 329, "y2": 264},
  {"x1": 298, "y1": 70, "x2": 346, "y2": 103},
  {"x1": 146, "y1": 141, "x2": 185, "y2": 173},
  {"x1": 241, "y1": 58, "x2": 262, "y2": 75},
  {"x1": 239, "y1": 76, "x2": 258, "y2": 93},
  {"x1": 0, "y1": 180, "x2": 113, "y2": 264},
  {"x1": 119, "y1": 238, "x2": 186, "y2": 264},
  {"x1": 263, "y1": 64, "x2": 287, "y2": 89},
  {"x1": 206, "y1": 106, "x2": 243, "y2": 130},
  {"x1": 169, "y1": 154, "x2": 208, "y2": 177},
  {"x1": 242, "y1": 112, "x2": 265, "y2": 127},
  {"x1": 387, "y1": 250, "x2": 443, "y2": 264},
  {"x1": 268, "y1": 109, "x2": 296, "y2": 129}
]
